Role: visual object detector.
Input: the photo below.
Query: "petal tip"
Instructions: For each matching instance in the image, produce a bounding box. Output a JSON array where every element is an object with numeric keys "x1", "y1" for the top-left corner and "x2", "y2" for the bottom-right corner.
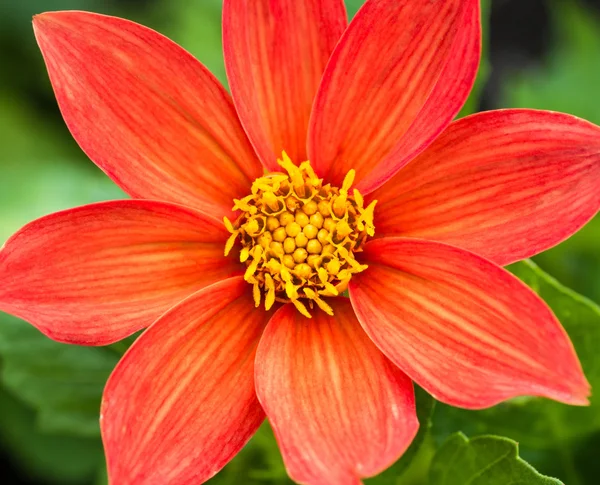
[
  {"x1": 32, "y1": 11, "x2": 59, "y2": 28},
  {"x1": 32, "y1": 11, "x2": 64, "y2": 40},
  {"x1": 553, "y1": 349, "x2": 592, "y2": 407},
  {"x1": 32, "y1": 13, "x2": 46, "y2": 33},
  {"x1": 565, "y1": 376, "x2": 592, "y2": 407},
  {"x1": 33, "y1": 11, "x2": 102, "y2": 37},
  {"x1": 572, "y1": 396, "x2": 591, "y2": 407}
]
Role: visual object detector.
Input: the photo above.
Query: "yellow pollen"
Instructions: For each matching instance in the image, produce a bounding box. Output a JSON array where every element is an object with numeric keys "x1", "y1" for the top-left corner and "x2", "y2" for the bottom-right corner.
[{"x1": 224, "y1": 152, "x2": 376, "y2": 317}]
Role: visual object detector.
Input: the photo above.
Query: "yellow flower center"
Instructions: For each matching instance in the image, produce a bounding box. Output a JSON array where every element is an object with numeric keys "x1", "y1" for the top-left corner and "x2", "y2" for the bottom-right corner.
[{"x1": 224, "y1": 153, "x2": 376, "y2": 318}]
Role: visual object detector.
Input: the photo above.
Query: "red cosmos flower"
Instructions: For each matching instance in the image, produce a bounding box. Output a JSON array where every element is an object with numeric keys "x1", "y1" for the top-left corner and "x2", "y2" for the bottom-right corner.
[{"x1": 1, "y1": 0, "x2": 599, "y2": 483}]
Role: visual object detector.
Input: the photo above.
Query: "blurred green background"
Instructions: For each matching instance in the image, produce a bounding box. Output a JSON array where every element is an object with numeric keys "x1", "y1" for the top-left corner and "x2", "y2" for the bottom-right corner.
[{"x1": 0, "y1": 0, "x2": 599, "y2": 484}]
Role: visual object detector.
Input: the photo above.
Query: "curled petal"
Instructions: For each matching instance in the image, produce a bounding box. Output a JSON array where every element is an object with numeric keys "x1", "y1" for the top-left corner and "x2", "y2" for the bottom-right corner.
[
  {"x1": 223, "y1": 0, "x2": 347, "y2": 170},
  {"x1": 102, "y1": 277, "x2": 268, "y2": 485},
  {"x1": 308, "y1": 0, "x2": 479, "y2": 192},
  {"x1": 33, "y1": 11, "x2": 262, "y2": 215},
  {"x1": 350, "y1": 237, "x2": 590, "y2": 409},
  {"x1": 0, "y1": 200, "x2": 240, "y2": 345},
  {"x1": 372, "y1": 110, "x2": 600, "y2": 265},
  {"x1": 255, "y1": 299, "x2": 418, "y2": 485}
]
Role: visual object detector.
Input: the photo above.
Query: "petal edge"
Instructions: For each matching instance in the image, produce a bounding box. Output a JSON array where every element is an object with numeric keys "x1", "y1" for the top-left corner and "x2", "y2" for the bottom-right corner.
[
  {"x1": 372, "y1": 109, "x2": 600, "y2": 265},
  {"x1": 34, "y1": 11, "x2": 262, "y2": 215},
  {"x1": 102, "y1": 277, "x2": 267, "y2": 485},
  {"x1": 0, "y1": 200, "x2": 240, "y2": 345},
  {"x1": 255, "y1": 300, "x2": 418, "y2": 485},
  {"x1": 223, "y1": 0, "x2": 347, "y2": 171},
  {"x1": 350, "y1": 237, "x2": 590, "y2": 409}
]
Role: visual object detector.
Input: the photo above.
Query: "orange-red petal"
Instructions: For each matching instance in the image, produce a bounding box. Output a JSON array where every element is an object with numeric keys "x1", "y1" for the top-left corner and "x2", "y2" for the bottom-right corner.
[
  {"x1": 33, "y1": 11, "x2": 262, "y2": 216},
  {"x1": 255, "y1": 299, "x2": 418, "y2": 484},
  {"x1": 223, "y1": 0, "x2": 347, "y2": 170},
  {"x1": 102, "y1": 277, "x2": 267, "y2": 485},
  {"x1": 0, "y1": 200, "x2": 240, "y2": 345},
  {"x1": 308, "y1": 0, "x2": 478, "y2": 192},
  {"x1": 350, "y1": 237, "x2": 590, "y2": 409},
  {"x1": 372, "y1": 109, "x2": 600, "y2": 265}
]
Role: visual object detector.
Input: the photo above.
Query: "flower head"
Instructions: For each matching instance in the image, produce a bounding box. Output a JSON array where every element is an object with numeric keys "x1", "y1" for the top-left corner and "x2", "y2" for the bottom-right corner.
[
  {"x1": 1, "y1": 0, "x2": 599, "y2": 484},
  {"x1": 225, "y1": 153, "x2": 375, "y2": 316}
]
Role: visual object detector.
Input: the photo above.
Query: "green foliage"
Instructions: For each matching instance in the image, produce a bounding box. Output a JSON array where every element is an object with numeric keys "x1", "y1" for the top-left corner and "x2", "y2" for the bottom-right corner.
[
  {"x1": 0, "y1": 388, "x2": 103, "y2": 484},
  {"x1": 0, "y1": 92, "x2": 125, "y2": 243},
  {"x1": 0, "y1": 158, "x2": 125, "y2": 242},
  {"x1": 0, "y1": 81, "x2": 122, "y2": 482},
  {"x1": 0, "y1": 314, "x2": 119, "y2": 437},
  {"x1": 429, "y1": 433, "x2": 562, "y2": 485}
]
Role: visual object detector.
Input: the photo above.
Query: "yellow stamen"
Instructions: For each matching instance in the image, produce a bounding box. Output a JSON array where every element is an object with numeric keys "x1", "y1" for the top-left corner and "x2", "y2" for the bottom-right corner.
[
  {"x1": 304, "y1": 288, "x2": 334, "y2": 316},
  {"x1": 341, "y1": 169, "x2": 355, "y2": 194},
  {"x1": 353, "y1": 189, "x2": 364, "y2": 209},
  {"x1": 265, "y1": 273, "x2": 276, "y2": 311},
  {"x1": 224, "y1": 232, "x2": 238, "y2": 256},
  {"x1": 253, "y1": 282, "x2": 261, "y2": 308},
  {"x1": 240, "y1": 247, "x2": 250, "y2": 262},
  {"x1": 292, "y1": 298, "x2": 312, "y2": 318},
  {"x1": 223, "y1": 216, "x2": 235, "y2": 232},
  {"x1": 244, "y1": 246, "x2": 263, "y2": 281},
  {"x1": 222, "y1": 152, "x2": 376, "y2": 318}
]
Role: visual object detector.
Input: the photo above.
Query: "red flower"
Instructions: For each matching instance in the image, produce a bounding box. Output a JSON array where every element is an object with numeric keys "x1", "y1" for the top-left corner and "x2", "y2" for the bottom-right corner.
[{"x1": 1, "y1": 1, "x2": 598, "y2": 483}]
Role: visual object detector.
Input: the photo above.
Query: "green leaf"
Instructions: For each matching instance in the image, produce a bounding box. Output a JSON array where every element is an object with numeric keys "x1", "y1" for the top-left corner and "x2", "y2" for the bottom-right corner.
[
  {"x1": 0, "y1": 387, "x2": 103, "y2": 484},
  {"x1": 0, "y1": 92, "x2": 71, "y2": 162},
  {"x1": 0, "y1": 103, "x2": 127, "y2": 439},
  {"x1": 533, "y1": 216, "x2": 600, "y2": 307},
  {"x1": 429, "y1": 433, "x2": 562, "y2": 485},
  {"x1": 0, "y1": 313, "x2": 120, "y2": 437}
]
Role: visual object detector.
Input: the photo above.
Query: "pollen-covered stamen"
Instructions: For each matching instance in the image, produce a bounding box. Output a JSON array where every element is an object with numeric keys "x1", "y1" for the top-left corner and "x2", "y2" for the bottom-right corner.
[{"x1": 224, "y1": 152, "x2": 376, "y2": 318}]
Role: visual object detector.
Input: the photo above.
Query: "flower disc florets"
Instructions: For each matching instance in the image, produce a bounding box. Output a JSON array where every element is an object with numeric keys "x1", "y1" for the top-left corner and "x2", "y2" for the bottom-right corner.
[{"x1": 224, "y1": 153, "x2": 376, "y2": 318}]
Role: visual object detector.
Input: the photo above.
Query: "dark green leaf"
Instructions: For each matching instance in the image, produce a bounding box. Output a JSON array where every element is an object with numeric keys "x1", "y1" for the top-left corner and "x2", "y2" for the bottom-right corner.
[
  {"x1": 429, "y1": 433, "x2": 562, "y2": 485},
  {"x1": 0, "y1": 314, "x2": 120, "y2": 437},
  {"x1": 0, "y1": 387, "x2": 103, "y2": 484}
]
